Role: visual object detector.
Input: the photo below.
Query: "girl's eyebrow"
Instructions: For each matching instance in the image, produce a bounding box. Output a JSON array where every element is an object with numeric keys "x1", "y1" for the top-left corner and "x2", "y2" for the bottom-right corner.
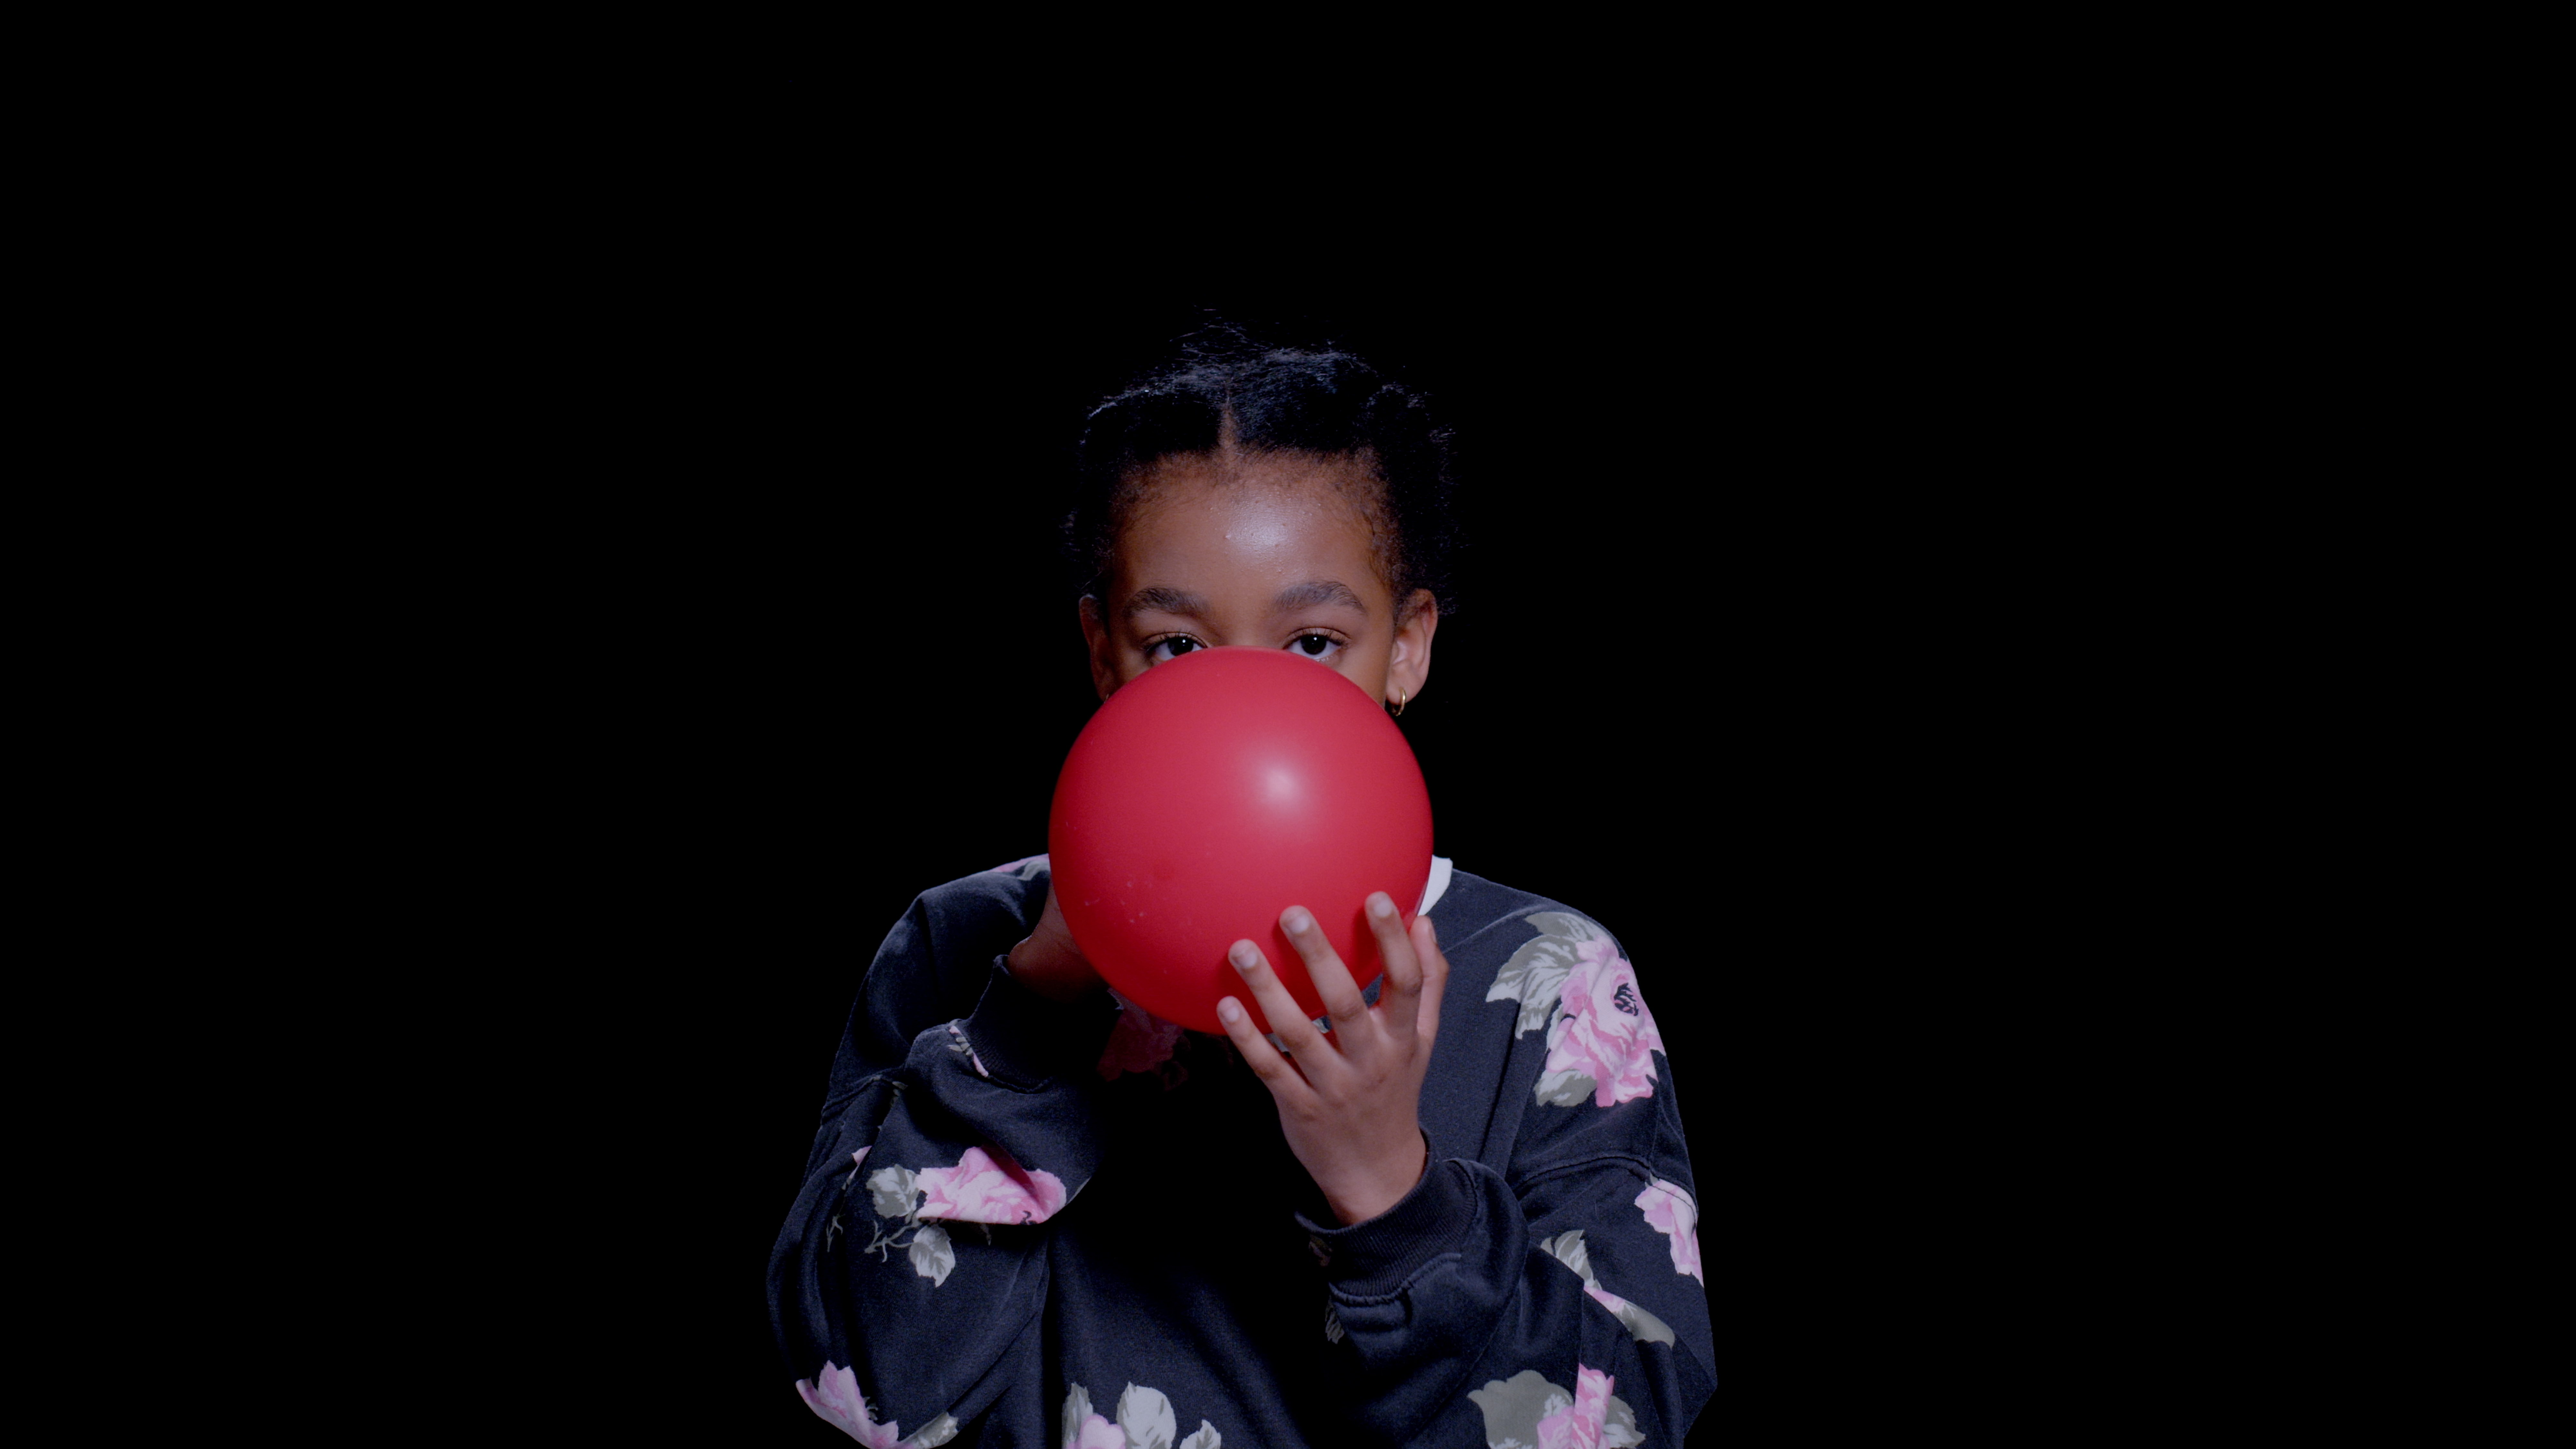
[
  {"x1": 1271, "y1": 580, "x2": 1368, "y2": 616},
  {"x1": 1122, "y1": 586, "x2": 1207, "y2": 621}
]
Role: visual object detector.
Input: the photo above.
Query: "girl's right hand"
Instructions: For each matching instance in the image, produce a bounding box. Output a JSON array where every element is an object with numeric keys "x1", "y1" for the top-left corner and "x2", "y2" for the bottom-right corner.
[{"x1": 1005, "y1": 883, "x2": 1108, "y2": 1002}]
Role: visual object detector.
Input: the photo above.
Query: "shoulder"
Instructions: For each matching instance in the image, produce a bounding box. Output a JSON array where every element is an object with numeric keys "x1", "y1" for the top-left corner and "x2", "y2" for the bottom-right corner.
[
  {"x1": 1424, "y1": 866, "x2": 1625, "y2": 960},
  {"x1": 1425, "y1": 866, "x2": 1638, "y2": 1046},
  {"x1": 905, "y1": 853, "x2": 1052, "y2": 930},
  {"x1": 858, "y1": 854, "x2": 1053, "y2": 1036}
]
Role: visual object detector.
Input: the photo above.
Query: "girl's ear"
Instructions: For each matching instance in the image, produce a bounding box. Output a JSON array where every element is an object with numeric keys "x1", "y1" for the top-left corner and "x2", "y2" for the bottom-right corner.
[
  {"x1": 1080, "y1": 595, "x2": 1119, "y2": 701},
  {"x1": 1388, "y1": 589, "x2": 1438, "y2": 707}
]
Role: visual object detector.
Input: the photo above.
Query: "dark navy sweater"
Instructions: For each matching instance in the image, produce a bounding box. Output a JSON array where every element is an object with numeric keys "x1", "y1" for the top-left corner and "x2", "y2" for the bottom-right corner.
[{"x1": 770, "y1": 857, "x2": 1714, "y2": 1446}]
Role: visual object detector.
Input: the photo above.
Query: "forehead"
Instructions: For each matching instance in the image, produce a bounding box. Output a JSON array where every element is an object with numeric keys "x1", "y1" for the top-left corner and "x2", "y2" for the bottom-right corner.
[{"x1": 1112, "y1": 453, "x2": 1391, "y2": 607}]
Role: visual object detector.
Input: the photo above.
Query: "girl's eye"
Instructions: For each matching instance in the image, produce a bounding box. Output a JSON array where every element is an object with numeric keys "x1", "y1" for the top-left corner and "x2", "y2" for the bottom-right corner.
[
  {"x1": 1287, "y1": 633, "x2": 1343, "y2": 660},
  {"x1": 1145, "y1": 636, "x2": 1204, "y2": 664}
]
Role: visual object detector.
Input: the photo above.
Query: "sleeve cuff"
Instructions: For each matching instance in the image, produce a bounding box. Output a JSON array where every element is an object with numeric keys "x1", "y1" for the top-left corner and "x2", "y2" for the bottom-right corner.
[
  {"x1": 956, "y1": 956, "x2": 1121, "y2": 1090},
  {"x1": 1295, "y1": 1148, "x2": 1484, "y2": 1298}
]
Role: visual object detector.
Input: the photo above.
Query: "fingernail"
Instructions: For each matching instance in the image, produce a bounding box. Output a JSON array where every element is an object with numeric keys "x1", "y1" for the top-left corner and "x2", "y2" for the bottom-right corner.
[
  {"x1": 1283, "y1": 907, "x2": 1313, "y2": 933},
  {"x1": 1217, "y1": 998, "x2": 1243, "y2": 1025},
  {"x1": 1369, "y1": 893, "x2": 1395, "y2": 919},
  {"x1": 1230, "y1": 942, "x2": 1257, "y2": 970}
]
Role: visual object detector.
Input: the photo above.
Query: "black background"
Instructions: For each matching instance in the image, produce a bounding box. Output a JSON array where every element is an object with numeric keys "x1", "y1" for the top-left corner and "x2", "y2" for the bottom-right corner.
[{"x1": 431, "y1": 294, "x2": 2040, "y2": 1442}]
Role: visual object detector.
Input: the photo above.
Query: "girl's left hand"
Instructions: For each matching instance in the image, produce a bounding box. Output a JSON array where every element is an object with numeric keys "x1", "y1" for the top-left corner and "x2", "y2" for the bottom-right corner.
[{"x1": 1217, "y1": 891, "x2": 1450, "y2": 1226}]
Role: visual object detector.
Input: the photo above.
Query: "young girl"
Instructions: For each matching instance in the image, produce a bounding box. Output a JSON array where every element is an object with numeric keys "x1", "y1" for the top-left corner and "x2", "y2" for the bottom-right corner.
[{"x1": 769, "y1": 344, "x2": 1713, "y2": 1446}]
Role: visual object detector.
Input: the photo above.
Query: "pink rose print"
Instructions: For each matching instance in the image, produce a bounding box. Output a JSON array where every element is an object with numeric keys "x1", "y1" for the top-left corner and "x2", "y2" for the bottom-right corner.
[
  {"x1": 1097, "y1": 995, "x2": 1186, "y2": 1080},
  {"x1": 1068, "y1": 1413, "x2": 1124, "y2": 1449},
  {"x1": 1534, "y1": 1364, "x2": 1616, "y2": 1449},
  {"x1": 796, "y1": 1361, "x2": 904, "y2": 1448},
  {"x1": 1545, "y1": 939, "x2": 1665, "y2": 1107},
  {"x1": 1635, "y1": 1178, "x2": 1704, "y2": 1284},
  {"x1": 915, "y1": 1144, "x2": 1069, "y2": 1226}
]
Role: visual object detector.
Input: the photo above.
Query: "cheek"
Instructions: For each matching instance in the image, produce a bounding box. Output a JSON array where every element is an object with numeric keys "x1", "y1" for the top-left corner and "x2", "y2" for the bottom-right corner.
[{"x1": 1323, "y1": 644, "x2": 1386, "y2": 697}]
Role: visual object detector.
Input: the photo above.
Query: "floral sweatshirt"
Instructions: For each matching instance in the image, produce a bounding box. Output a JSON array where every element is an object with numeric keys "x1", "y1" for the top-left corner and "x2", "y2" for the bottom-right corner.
[{"x1": 769, "y1": 856, "x2": 1714, "y2": 1447}]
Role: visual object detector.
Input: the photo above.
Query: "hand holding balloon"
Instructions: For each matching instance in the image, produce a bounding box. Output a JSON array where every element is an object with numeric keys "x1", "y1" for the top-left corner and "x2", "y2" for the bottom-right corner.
[{"x1": 1217, "y1": 891, "x2": 1450, "y2": 1226}]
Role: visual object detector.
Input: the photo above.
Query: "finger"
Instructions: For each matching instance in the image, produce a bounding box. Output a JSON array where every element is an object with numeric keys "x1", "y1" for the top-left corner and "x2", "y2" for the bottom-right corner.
[
  {"x1": 1214, "y1": 993, "x2": 1311, "y2": 1098},
  {"x1": 1365, "y1": 891, "x2": 1424, "y2": 1039},
  {"x1": 1409, "y1": 914, "x2": 1449, "y2": 1049},
  {"x1": 1279, "y1": 905, "x2": 1370, "y2": 1033},
  {"x1": 1229, "y1": 938, "x2": 1343, "y2": 1079}
]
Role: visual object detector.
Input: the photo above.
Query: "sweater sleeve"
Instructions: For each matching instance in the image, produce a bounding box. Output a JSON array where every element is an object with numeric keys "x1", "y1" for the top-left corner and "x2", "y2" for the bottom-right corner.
[
  {"x1": 768, "y1": 875, "x2": 1121, "y2": 1447},
  {"x1": 1303, "y1": 912, "x2": 1716, "y2": 1447}
]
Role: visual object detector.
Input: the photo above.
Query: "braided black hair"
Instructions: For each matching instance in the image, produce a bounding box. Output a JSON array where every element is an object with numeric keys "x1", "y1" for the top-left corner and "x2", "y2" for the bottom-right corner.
[{"x1": 1065, "y1": 334, "x2": 1459, "y2": 620}]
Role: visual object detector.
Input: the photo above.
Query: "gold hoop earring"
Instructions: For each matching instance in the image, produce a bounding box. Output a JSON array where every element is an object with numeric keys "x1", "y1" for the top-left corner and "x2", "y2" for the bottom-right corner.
[{"x1": 1389, "y1": 688, "x2": 1407, "y2": 717}]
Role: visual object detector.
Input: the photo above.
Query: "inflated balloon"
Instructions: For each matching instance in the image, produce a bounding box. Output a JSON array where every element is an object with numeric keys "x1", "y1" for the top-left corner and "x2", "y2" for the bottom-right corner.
[{"x1": 1048, "y1": 647, "x2": 1435, "y2": 1036}]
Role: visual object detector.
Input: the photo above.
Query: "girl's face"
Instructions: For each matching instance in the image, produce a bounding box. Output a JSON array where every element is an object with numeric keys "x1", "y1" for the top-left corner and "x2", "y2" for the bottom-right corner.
[{"x1": 1080, "y1": 450, "x2": 1436, "y2": 708}]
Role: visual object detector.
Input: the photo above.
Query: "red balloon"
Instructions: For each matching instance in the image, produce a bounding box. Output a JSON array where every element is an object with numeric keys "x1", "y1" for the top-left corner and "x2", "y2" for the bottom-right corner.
[{"x1": 1048, "y1": 647, "x2": 1435, "y2": 1036}]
